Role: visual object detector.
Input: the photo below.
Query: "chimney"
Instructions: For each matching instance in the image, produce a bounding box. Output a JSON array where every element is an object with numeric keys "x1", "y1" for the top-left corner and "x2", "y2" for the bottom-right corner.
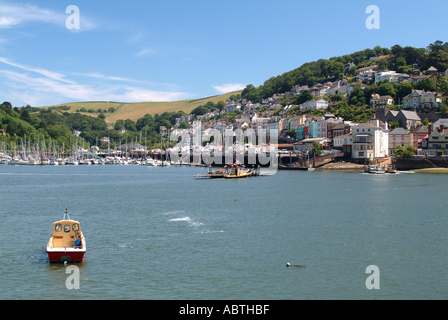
[{"x1": 428, "y1": 124, "x2": 433, "y2": 134}]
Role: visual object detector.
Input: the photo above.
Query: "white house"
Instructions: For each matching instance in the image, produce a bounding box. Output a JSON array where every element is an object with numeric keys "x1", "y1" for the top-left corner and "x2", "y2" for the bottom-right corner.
[
  {"x1": 445, "y1": 68, "x2": 448, "y2": 77},
  {"x1": 375, "y1": 70, "x2": 396, "y2": 85},
  {"x1": 351, "y1": 120, "x2": 389, "y2": 160},
  {"x1": 300, "y1": 99, "x2": 328, "y2": 111},
  {"x1": 333, "y1": 133, "x2": 353, "y2": 153},
  {"x1": 381, "y1": 73, "x2": 410, "y2": 84}
]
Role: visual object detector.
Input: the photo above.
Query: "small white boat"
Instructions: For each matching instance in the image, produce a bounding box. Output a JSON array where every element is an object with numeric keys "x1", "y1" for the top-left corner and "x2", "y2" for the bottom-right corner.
[
  {"x1": 9, "y1": 158, "x2": 22, "y2": 165},
  {"x1": 47, "y1": 209, "x2": 86, "y2": 263},
  {"x1": 145, "y1": 158, "x2": 157, "y2": 167},
  {"x1": 366, "y1": 165, "x2": 386, "y2": 174}
]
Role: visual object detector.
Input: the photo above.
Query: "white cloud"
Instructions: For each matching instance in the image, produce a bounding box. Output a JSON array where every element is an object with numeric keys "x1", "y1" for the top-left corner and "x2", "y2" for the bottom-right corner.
[
  {"x1": 0, "y1": 69, "x2": 192, "y2": 106},
  {"x1": 0, "y1": 57, "x2": 75, "y2": 83},
  {"x1": 212, "y1": 83, "x2": 246, "y2": 94},
  {"x1": 0, "y1": 3, "x2": 97, "y2": 30}
]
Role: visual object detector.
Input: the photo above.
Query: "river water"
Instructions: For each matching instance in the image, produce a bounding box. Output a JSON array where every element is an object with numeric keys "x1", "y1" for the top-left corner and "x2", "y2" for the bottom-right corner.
[{"x1": 0, "y1": 165, "x2": 446, "y2": 300}]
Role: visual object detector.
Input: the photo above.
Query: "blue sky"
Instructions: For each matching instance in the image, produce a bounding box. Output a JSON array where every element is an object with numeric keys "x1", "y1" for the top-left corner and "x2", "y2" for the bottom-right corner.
[{"x1": 0, "y1": 0, "x2": 447, "y2": 107}]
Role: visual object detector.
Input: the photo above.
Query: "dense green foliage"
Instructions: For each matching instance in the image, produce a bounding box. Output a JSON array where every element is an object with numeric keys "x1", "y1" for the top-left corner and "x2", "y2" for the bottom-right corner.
[
  {"x1": 241, "y1": 41, "x2": 448, "y2": 105},
  {"x1": 241, "y1": 41, "x2": 448, "y2": 122},
  {"x1": 242, "y1": 46, "x2": 393, "y2": 103},
  {"x1": 0, "y1": 102, "x2": 188, "y2": 151}
]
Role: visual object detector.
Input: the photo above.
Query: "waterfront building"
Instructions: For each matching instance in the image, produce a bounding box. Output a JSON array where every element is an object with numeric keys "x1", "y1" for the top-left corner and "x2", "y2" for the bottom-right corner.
[
  {"x1": 411, "y1": 125, "x2": 430, "y2": 150},
  {"x1": 389, "y1": 128, "x2": 414, "y2": 154},
  {"x1": 333, "y1": 133, "x2": 352, "y2": 154},
  {"x1": 351, "y1": 120, "x2": 389, "y2": 160},
  {"x1": 428, "y1": 124, "x2": 448, "y2": 150}
]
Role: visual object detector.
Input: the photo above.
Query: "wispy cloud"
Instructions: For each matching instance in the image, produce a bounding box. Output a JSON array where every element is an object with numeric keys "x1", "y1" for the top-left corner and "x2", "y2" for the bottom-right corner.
[
  {"x1": 0, "y1": 56, "x2": 75, "y2": 84},
  {"x1": 74, "y1": 72, "x2": 137, "y2": 82},
  {"x1": 0, "y1": 3, "x2": 97, "y2": 30},
  {"x1": 212, "y1": 83, "x2": 246, "y2": 94},
  {"x1": 0, "y1": 68, "x2": 192, "y2": 106},
  {"x1": 126, "y1": 32, "x2": 145, "y2": 45},
  {"x1": 135, "y1": 48, "x2": 155, "y2": 57}
]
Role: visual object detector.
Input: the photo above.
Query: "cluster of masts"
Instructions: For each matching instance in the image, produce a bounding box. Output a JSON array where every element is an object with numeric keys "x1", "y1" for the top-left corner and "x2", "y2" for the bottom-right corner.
[{"x1": 1, "y1": 135, "x2": 278, "y2": 166}]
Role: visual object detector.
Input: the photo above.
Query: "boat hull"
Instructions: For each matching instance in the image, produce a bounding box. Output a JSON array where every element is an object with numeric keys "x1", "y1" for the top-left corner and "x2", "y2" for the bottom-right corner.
[
  {"x1": 224, "y1": 172, "x2": 252, "y2": 179},
  {"x1": 47, "y1": 250, "x2": 85, "y2": 263}
]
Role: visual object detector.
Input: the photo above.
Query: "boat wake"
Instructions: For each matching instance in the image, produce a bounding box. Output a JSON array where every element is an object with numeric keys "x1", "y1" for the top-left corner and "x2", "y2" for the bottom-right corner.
[{"x1": 169, "y1": 216, "x2": 204, "y2": 228}]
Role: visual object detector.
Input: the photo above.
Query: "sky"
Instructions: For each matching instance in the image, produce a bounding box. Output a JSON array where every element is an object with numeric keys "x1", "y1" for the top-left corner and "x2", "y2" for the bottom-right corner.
[{"x1": 0, "y1": 0, "x2": 447, "y2": 107}]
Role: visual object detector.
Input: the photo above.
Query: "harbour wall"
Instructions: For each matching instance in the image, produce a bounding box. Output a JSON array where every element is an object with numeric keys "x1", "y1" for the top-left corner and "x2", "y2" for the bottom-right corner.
[{"x1": 394, "y1": 155, "x2": 448, "y2": 170}]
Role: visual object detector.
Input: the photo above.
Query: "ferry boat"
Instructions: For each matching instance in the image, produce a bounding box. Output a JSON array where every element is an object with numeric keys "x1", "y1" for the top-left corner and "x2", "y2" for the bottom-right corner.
[
  {"x1": 223, "y1": 164, "x2": 253, "y2": 179},
  {"x1": 194, "y1": 164, "x2": 262, "y2": 179},
  {"x1": 46, "y1": 209, "x2": 86, "y2": 263},
  {"x1": 365, "y1": 165, "x2": 386, "y2": 174},
  {"x1": 386, "y1": 164, "x2": 397, "y2": 173}
]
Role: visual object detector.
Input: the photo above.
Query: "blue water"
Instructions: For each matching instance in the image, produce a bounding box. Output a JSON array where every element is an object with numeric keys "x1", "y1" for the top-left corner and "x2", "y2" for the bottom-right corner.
[{"x1": 0, "y1": 165, "x2": 446, "y2": 299}]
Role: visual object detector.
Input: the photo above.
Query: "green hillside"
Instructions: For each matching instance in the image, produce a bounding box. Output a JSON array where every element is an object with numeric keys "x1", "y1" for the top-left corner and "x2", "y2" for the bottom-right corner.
[{"x1": 44, "y1": 91, "x2": 243, "y2": 123}]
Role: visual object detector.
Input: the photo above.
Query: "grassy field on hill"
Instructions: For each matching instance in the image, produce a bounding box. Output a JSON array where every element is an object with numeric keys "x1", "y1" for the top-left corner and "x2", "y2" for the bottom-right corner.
[{"x1": 44, "y1": 91, "x2": 242, "y2": 123}]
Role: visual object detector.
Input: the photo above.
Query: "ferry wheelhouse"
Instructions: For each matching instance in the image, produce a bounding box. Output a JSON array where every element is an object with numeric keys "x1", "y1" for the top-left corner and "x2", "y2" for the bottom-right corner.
[{"x1": 46, "y1": 209, "x2": 86, "y2": 263}]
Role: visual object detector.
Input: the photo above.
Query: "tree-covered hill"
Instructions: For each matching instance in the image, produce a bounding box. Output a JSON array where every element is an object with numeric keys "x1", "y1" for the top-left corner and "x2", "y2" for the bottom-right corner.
[
  {"x1": 241, "y1": 42, "x2": 448, "y2": 104},
  {"x1": 0, "y1": 103, "x2": 188, "y2": 151}
]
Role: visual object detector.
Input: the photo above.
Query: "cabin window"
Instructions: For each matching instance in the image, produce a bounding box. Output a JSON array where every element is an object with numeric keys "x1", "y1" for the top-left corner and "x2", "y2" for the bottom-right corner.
[
  {"x1": 55, "y1": 224, "x2": 62, "y2": 232},
  {"x1": 64, "y1": 225, "x2": 70, "y2": 233},
  {"x1": 72, "y1": 224, "x2": 79, "y2": 232}
]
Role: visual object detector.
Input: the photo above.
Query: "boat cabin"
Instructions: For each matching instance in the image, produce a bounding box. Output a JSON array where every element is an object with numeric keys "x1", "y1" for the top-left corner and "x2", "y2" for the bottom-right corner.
[{"x1": 50, "y1": 220, "x2": 83, "y2": 249}]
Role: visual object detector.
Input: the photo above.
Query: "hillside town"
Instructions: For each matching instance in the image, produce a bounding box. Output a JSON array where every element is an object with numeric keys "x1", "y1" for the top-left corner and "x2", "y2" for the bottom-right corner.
[{"x1": 164, "y1": 65, "x2": 448, "y2": 163}]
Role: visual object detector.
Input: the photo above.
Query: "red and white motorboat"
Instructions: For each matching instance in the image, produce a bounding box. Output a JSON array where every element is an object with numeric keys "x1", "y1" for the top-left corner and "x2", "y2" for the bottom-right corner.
[{"x1": 47, "y1": 209, "x2": 86, "y2": 263}]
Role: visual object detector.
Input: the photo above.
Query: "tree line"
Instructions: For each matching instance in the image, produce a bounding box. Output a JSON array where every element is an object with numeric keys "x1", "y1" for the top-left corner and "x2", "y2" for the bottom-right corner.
[{"x1": 0, "y1": 102, "x2": 189, "y2": 150}]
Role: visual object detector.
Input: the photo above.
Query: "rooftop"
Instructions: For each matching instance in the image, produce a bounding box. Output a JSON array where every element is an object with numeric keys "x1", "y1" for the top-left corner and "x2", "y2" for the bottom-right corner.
[{"x1": 390, "y1": 128, "x2": 410, "y2": 135}]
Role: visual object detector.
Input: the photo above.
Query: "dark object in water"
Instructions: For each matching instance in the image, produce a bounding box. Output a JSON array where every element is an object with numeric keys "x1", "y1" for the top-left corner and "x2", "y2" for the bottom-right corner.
[{"x1": 286, "y1": 262, "x2": 308, "y2": 268}]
